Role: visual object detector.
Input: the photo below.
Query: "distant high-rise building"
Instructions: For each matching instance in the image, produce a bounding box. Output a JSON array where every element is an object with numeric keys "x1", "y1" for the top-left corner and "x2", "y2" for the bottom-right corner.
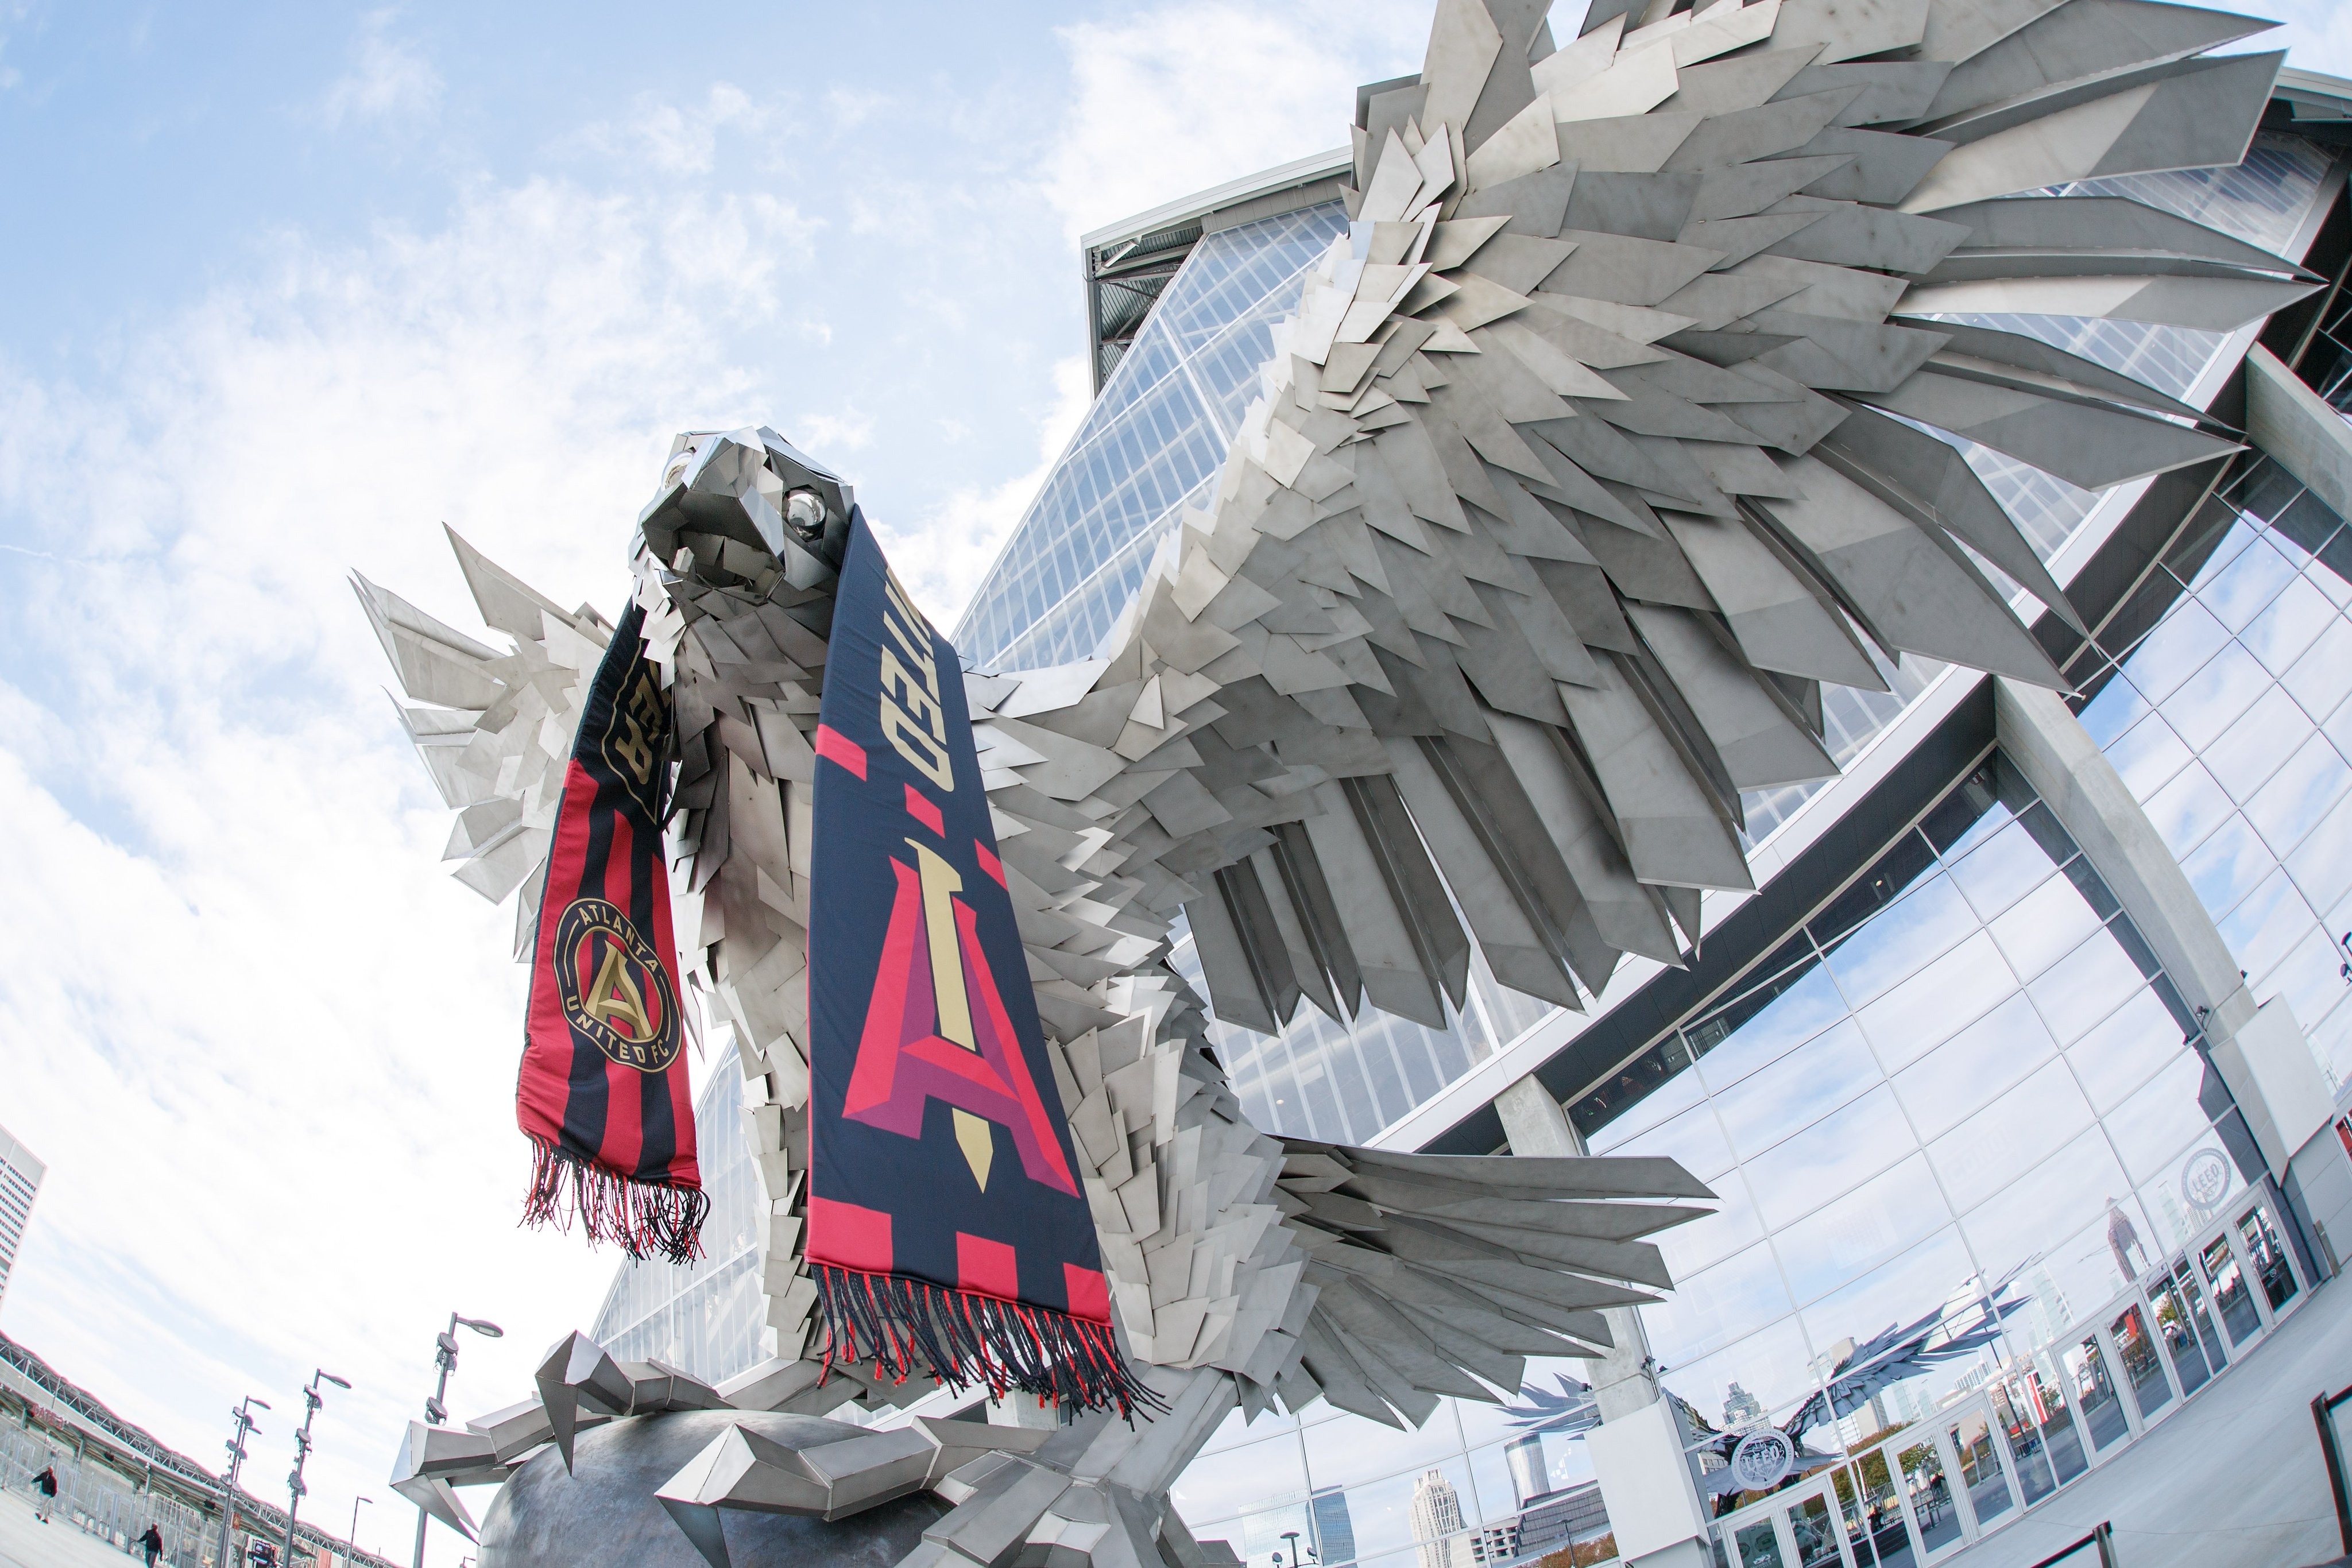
[
  {"x1": 1721, "y1": 1383, "x2": 1766, "y2": 1432},
  {"x1": 1410, "y1": 1472, "x2": 1468, "y2": 1568},
  {"x1": 1504, "y1": 1435, "x2": 1548, "y2": 1511},
  {"x1": 0, "y1": 1123, "x2": 45, "y2": 1315},
  {"x1": 1309, "y1": 1486, "x2": 1355, "y2": 1567}
]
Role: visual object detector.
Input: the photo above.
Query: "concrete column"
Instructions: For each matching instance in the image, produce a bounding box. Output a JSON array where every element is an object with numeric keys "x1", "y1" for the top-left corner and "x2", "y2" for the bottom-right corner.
[
  {"x1": 1994, "y1": 678, "x2": 2335, "y2": 1176},
  {"x1": 1495, "y1": 1076, "x2": 1710, "y2": 1568},
  {"x1": 2245, "y1": 342, "x2": 2352, "y2": 525}
]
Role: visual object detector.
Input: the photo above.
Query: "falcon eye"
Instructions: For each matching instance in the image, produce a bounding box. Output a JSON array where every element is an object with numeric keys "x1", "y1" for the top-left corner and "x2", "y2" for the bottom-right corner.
[{"x1": 786, "y1": 487, "x2": 826, "y2": 538}]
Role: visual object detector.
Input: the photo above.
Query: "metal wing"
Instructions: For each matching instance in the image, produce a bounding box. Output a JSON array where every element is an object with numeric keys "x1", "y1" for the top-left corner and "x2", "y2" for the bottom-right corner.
[{"x1": 1018, "y1": 0, "x2": 2317, "y2": 1036}]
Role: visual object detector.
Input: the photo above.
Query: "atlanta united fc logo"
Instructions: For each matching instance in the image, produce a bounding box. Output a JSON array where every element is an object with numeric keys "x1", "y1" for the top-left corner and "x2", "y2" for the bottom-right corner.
[{"x1": 552, "y1": 897, "x2": 683, "y2": 1071}]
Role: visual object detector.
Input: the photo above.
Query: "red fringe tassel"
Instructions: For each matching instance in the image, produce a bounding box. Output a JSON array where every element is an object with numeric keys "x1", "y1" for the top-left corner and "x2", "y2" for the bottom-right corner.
[
  {"x1": 813, "y1": 1263, "x2": 1164, "y2": 1421},
  {"x1": 524, "y1": 1138, "x2": 709, "y2": 1265}
]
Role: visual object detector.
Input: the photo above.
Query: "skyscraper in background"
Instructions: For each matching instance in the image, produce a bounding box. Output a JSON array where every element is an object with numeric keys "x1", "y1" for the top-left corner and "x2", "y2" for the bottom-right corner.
[
  {"x1": 0, "y1": 1123, "x2": 44, "y2": 1317},
  {"x1": 1409, "y1": 1471, "x2": 1467, "y2": 1568},
  {"x1": 1308, "y1": 1486, "x2": 1355, "y2": 1567}
]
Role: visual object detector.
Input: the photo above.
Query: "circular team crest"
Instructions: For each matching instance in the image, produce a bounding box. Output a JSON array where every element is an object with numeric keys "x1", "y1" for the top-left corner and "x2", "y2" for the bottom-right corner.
[
  {"x1": 554, "y1": 897, "x2": 683, "y2": 1071},
  {"x1": 2181, "y1": 1148, "x2": 2231, "y2": 1215},
  {"x1": 1729, "y1": 1430, "x2": 1796, "y2": 1492}
]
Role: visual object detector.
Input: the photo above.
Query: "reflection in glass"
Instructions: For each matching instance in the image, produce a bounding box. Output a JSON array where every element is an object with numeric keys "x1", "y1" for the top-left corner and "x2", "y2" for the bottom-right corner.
[
  {"x1": 1792, "y1": 1491, "x2": 1839, "y2": 1568},
  {"x1": 2172, "y1": 1259, "x2": 2229, "y2": 1372},
  {"x1": 1844, "y1": 1454, "x2": 1913, "y2": 1568},
  {"x1": 2239, "y1": 1204, "x2": 2301, "y2": 1310},
  {"x1": 2110, "y1": 1304, "x2": 2173, "y2": 1421},
  {"x1": 1735, "y1": 1517, "x2": 1786, "y2": 1568},
  {"x1": 2200, "y1": 1234, "x2": 2261, "y2": 1346},
  {"x1": 1949, "y1": 1411, "x2": 2014, "y2": 1526},
  {"x1": 2144, "y1": 1273, "x2": 2214, "y2": 1396},
  {"x1": 1898, "y1": 1442, "x2": 1961, "y2": 1556},
  {"x1": 2064, "y1": 1335, "x2": 2130, "y2": 1453}
]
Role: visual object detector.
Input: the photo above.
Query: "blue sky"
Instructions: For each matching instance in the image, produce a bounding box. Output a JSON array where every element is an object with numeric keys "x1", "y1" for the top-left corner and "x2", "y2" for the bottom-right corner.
[{"x1": 0, "y1": 2, "x2": 2348, "y2": 1564}]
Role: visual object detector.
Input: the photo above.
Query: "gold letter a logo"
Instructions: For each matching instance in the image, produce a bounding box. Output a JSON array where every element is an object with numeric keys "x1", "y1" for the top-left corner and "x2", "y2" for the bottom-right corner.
[{"x1": 585, "y1": 941, "x2": 653, "y2": 1041}]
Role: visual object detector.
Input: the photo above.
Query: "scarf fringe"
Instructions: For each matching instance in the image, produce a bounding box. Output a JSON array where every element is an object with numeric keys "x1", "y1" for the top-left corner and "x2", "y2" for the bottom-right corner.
[
  {"x1": 813, "y1": 1263, "x2": 1165, "y2": 1421},
  {"x1": 524, "y1": 1138, "x2": 709, "y2": 1264}
]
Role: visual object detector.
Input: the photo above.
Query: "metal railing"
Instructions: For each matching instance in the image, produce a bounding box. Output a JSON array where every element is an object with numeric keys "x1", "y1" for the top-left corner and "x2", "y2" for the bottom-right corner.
[
  {"x1": 2314, "y1": 1381, "x2": 2352, "y2": 1557},
  {"x1": 2023, "y1": 1521, "x2": 2118, "y2": 1568}
]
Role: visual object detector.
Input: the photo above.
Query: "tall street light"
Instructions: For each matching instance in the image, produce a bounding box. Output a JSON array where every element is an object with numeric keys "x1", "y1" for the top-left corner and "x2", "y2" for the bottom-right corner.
[
  {"x1": 281, "y1": 1370, "x2": 351, "y2": 1568},
  {"x1": 346, "y1": 1495, "x2": 373, "y2": 1563},
  {"x1": 412, "y1": 1313, "x2": 502, "y2": 1568},
  {"x1": 215, "y1": 1396, "x2": 269, "y2": 1568}
]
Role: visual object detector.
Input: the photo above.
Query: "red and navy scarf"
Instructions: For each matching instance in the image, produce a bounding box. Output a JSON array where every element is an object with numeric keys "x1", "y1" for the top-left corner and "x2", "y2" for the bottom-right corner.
[
  {"x1": 519, "y1": 598, "x2": 706, "y2": 1263},
  {"x1": 806, "y1": 514, "x2": 1151, "y2": 1417}
]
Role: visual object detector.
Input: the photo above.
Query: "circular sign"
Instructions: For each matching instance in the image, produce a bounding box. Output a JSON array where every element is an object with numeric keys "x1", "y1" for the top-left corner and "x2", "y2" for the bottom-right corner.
[
  {"x1": 2181, "y1": 1148, "x2": 2231, "y2": 1215},
  {"x1": 554, "y1": 897, "x2": 683, "y2": 1072},
  {"x1": 1729, "y1": 1429, "x2": 1796, "y2": 1492}
]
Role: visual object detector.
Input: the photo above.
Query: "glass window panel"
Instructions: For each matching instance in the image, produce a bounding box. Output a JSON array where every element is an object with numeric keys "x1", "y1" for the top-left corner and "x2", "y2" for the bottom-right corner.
[
  {"x1": 2078, "y1": 675, "x2": 2150, "y2": 748},
  {"x1": 1661, "y1": 1170, "x2": 1771, "y2": 1280},
  {"x1": 1988, "y1": 866, "x2": 2105, "y2": 982},
  {"x1": 2197, "y1": 531, "x2": 2300, "y2": 633},
  {"x1": 2095, "y1": 1051, "x2": 2216, "y2": 1187},
  {"x1": 1692, "y1": 965, "x2": 1854, "y2": 1093},
  {"x1": 1644, "y1": 1241, "x2": 1797, "y2": 1368},
  {"x1": 2284, "y1": 783, "x2": 2352, "y2": 919},
  {"x1": 1589, "y1": 1056, "x2": 1709, "y2": 1151},
  {"x1": 2119, "y1": 599, "x2": 2230, "y2": 706},
  {"x1": 1823, "y1": 875, "x2": 1982, "y2": 1009},
  {"x1": 2140, "y1": 760, "x2": 2237, "y2": 861},
  {"x1": 1606, "y1": 1097, "x2": 1739, "y2": 1184},
  {"x1": 2171, "y1": 1254, "x2": 2231, "y2": 1375},
  {"x1": 1959, "y1": 1126, "x2": 2136, "y2": 1286},
  {"x1": 1798, "y1": 1228, "x2": 1987, "y2": 1423},
  {"x1": 2245, "y1": 730, "x2": 2352, "y2": 858},
  {"x1": 2281, "y1": 614, "x2": 2352, "y2": 725},
  {"x1": 1773, "y1": 1153, "x2": 1951, "y2": 1306},
  {"x1": 2216, "y1": 866, "x2": 2319, "y2": 984},
  {"x1": 2108, "y1": 1302, "x2": 2172, "y2": 1420},
  {"x1": 1898, "y1": 1439, "x2": 1963, "y2": 1555},
  {"x1": 1791, "y1": 1490, "x2": 1840, "y2": 1568},
  {"x1": 2024, "y1": 932, "x2": 2149, "y2": 1046},
  {"x1": 2099, "y1": 713, "x2": 2195, "y2": 806},
  {"x1": 2141, "y1": 1273, "x2": 2213, "y2": 1396},
  {"x1": 1301, "y1": 1406, "x2": 1468, "y2": 1494},
  {"x1": 1987, "y1": 1378, "x2": 2057, "y2": 1505},
  {"x1": 2242, "y1": 572, "x2": 2339, "y2": 676},
  {"x1": 1854, "y1": 930, "x2": 2017, "y2": 1073},
  {"x1": 2259, "y1": 927, "x2": 2352, "y2": 1054},
  {"x1": 1946, "y1": 817, "x2": 2062, "y2": 923},
  {"x1": 2206, "y1": 683, "x2": 2316, "y2": 802},
  {"x1": 1746, "y1": 1084, "x2": 1921, "y2": 1231},
  {"x1": 1928, "y1": 1057, "x2": 2096, "y2": 1215},
  {"x1": 1893, "y1": 992, "x2": 2059, "y2": 1143},
  {"x1": 1732, "y1": 1516, "x2": 1787, "y2": 1568},
  {"x1": 2180, "y1": 811, "x2": 2277, "y2": 922},
  {"x1": 1713, "y1": 1021, "x2": 1884, "y2": 1163},
  {"x1": 1324, "y1": 1457, "x2": 1480, "y2": 1565},
  {"x1": 2137, "y1": 1134, "x2": 2248, "y2": 1255},
  {"x1": 1661, "y1": 1315, "x2": 1820, "y2": 1433},
  {"x1": 1174, "y1": 1431, "x2": 1312, "y2": 1528},
  {"x1": 2239, "y1": 1203, "x2": 2301, "y2": 1311},
  {"x1": 2064, "y1": 1334, "x2": 2132, "y2": 1453},
  {"x1": 1947, "y1": 1408, "x2": 2014, "y2": 1526},
  {"x1": 2065, "y1": 988, "x2": 2191, "y2": 1114}
]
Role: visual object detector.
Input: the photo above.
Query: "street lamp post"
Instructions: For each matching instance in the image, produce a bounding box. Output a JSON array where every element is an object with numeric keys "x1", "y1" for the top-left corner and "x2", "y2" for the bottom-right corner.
[
  {"x1": 215, "y1": 1397, "x2": 270, "y2": 1568},
  {"x1": 411, "y1": 1313, "x2": 503, "y2": 1568},
  {"x1": 1282, "y1": 1530, "x2": 1304, "y2": 1568},
  {"x1": 281, "y1": 1371, "x2": 351, "y2": 1568},
  {"x1": 347, "y1": 1496, "x2": 372, "y2": 1562}
]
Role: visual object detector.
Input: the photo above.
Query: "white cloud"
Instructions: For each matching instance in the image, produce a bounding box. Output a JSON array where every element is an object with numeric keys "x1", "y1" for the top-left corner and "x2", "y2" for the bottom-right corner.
[
  {"x1": 1044, "y1": 0, "x2": 1428, "y2": 238},
  {"x1": 320, "y1": 11, "x2": 442, "y2": 129},
  {"x1": 0, "y1": 164, "x2": 799, "y2": 1566},
  {"x1": 877, "y1": 352, "x2": 1093, "y2": 630},
  {"x1": 2246, "y1": 0, "x2": 2352, "y2": 76}
]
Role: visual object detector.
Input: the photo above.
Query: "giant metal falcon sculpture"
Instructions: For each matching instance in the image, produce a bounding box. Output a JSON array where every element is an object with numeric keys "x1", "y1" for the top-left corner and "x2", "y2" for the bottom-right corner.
[{"x1": 363, "y1": 0, "x2": 2313, "y2": 1562}]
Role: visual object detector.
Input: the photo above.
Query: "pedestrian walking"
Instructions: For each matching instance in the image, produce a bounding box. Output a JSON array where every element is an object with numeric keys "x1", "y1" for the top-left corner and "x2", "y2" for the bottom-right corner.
[
  {"x1": 140, "y1": 1522, "x2": 165, "y2": 1566},
  {"x1": 30, "y1": 1463, "x2": 57, "y2": 1523}
]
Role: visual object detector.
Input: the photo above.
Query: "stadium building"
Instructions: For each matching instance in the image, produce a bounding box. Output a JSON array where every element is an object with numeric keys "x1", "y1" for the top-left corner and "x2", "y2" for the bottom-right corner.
[{"x1": 597, "y1": 65, "x2": 2352, "y2": 1568}]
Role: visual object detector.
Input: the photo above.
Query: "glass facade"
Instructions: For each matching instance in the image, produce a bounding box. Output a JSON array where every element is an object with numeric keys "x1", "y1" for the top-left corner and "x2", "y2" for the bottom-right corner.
[
  {"x1": 1174, "y1": 1371, "x2": 1608, "y2": 1568},
  {"x1": 0, "y1": 1122, "x2": 42, "y2": 1316},
  {"x1": 1197, "y1": 142, "x2": 2336, "y2": 1151},
  {"x1": 2081, "y1": 455, "x2": 2352, "y2": 1087},
  {"x1": 589, "y1": 1063, "x2": 772, "y2": 1385},
  {"x1": 955, "y1": 204, "x2": 1350, "y2": 672},
  {"x1": 1580, "y1": 757, "x2": 2311, "y2": 1566}
]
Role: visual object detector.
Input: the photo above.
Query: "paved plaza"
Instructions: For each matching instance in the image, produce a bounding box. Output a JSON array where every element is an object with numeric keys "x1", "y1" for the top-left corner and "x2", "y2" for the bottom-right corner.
[
  {"x1": 0, "y1": 1482, "x2": 154, "y2": 1568},
  {"x1": 1942, "y1": 1272, "x2": 2352, "y2": 1568}
]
